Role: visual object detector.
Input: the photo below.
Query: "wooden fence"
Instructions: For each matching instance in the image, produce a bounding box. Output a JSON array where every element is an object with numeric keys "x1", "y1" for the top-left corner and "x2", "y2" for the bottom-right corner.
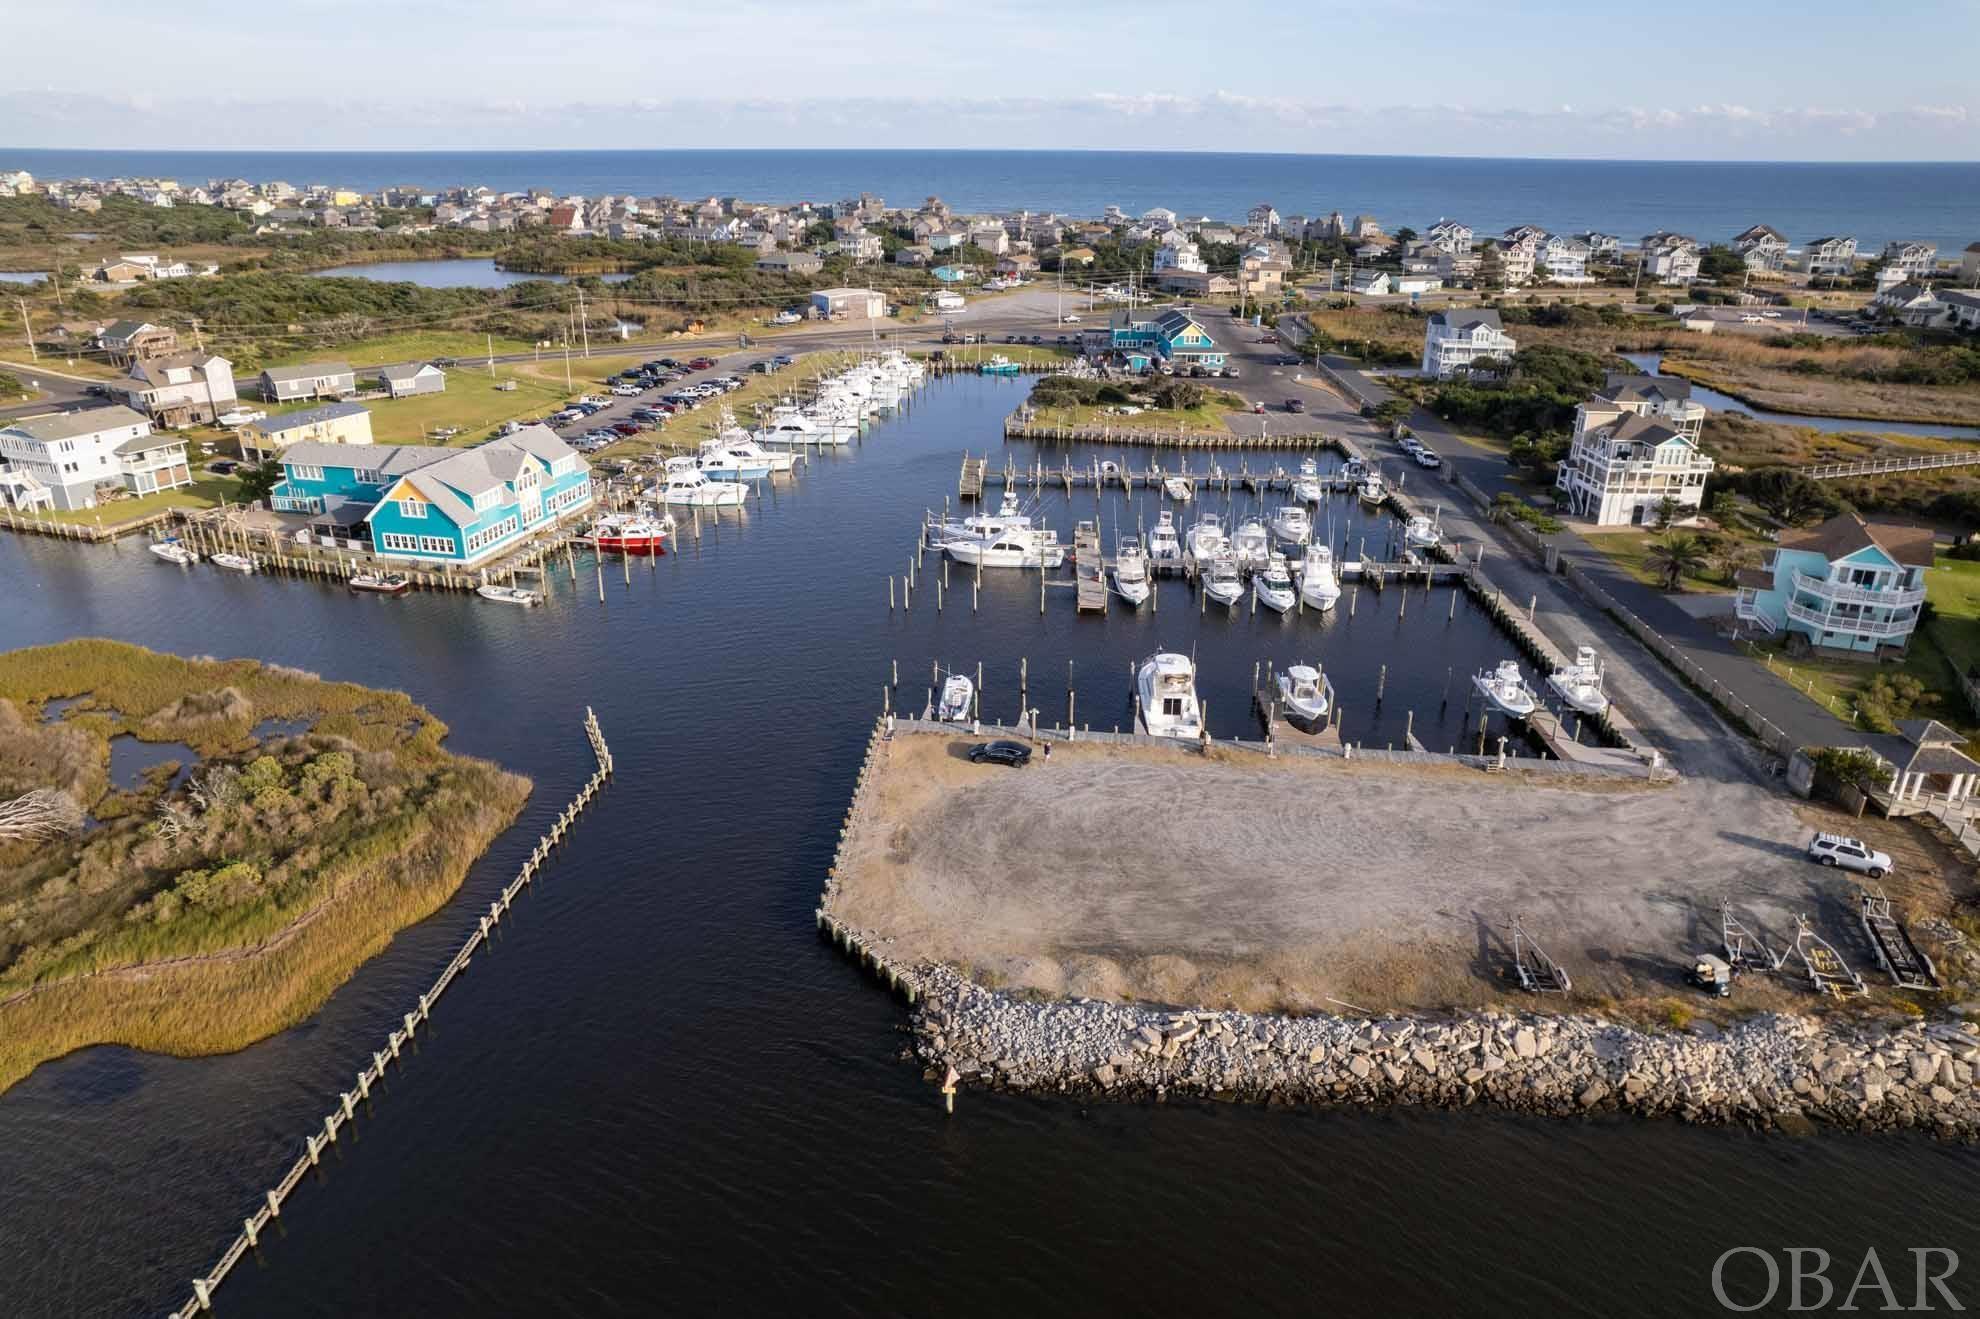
[{"x1": 163, "y1": 710, "x2": 614, "y2": 1318}]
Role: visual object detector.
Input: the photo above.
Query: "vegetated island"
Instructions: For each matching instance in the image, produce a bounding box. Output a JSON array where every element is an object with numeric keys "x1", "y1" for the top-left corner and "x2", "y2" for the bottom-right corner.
[{"x1": 0, "y1": 639, "x2": 530, "y2": 1095}]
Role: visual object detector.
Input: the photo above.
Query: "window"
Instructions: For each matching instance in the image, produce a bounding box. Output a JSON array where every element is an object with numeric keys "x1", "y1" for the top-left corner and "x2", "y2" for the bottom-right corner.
[
  {"x1": 379, "y1": 532, "x2": 419, "y2": 552},
  {"x1": 419, "y1": 535, "x2": 453, "y2": 555},
  {"x1": 400, "y1": 499, "x2": 425, "y2": 518},
  {"x1": 290, "y1": 464, "x2": 324, "y2": 481},
  {"x1": 354, "y1": 468, "x2": 383, "y2": 484}
]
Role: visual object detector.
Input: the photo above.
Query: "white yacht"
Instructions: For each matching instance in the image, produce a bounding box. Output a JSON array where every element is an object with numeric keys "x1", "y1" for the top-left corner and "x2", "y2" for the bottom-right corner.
[
  {"x1": 696, "y1": 438, "x2": 771, "y2": 481},
  {"x1": 706, "y1": 428, "x2": 795, "y2": 474},
  {"x1": 149, "y1": 539, "x2": 197, "y2": 565},
  {"x1": 1136, "y1": 651, "x2": 1204, "y2": 740},
  {"x1": 937, "y1": 671, "x2": 975, "y2": 723},
  {"x1": 757, "y1": 404, "x2": 851, "y2": 447},
  {"x1": 1255, "y1": 553, "x2": 1296, "y2": 612},
  {"x1": 210, "y1": 553, "x2": 255, "y2": 573},
  {"x1": 1113, "y1": 536, "x2": 1151, "y2": 606},
  {"x1": 1340, "y1": 457, "x2": 1367, "y2": 482},
  {"x1": 476, "y1": 583, "x2": 541, "y2": 607},
  {"x1": 1231, "y1": 518, "x2": 1271, "y2": 570},
  {"x1": 946, "y1": 527, "x2": 1065, "y2": 569},
  {"x1": 1275, "y1": 664, "x2": 1333, "y2": 725},
  {"x1": 1270, "y1": 504, "x2": 1312, "y2": 545},
  {"x1": 1473, "y1": 660, "x2": 1538, "y2": 718},
  {"x1": 1547, "y1": 646, "x2": 1610, "y2": 716},
  {"x1": 658, "y1": 456, "x2": 748, "y2": 506},
  {"x1": 1299, "y1": 545, "x2": 1342, "y2": 611},
  {"x1": 1292, "y1": 457, "x2": 1325, "y2": 503},
  {"x1": 926, "y1": 490, "x2": 1031, "y2": 548},
  {"x1": 1147, "y1": 511, "x2": 1183, "y2": 569},
  {"x1": 1358, "y1": 470, "x2": 1387, "y2": 505},
  {"x1": 1163, "y1": 476, "x2": 1193, "y2": 502},
  {"x1": 1203, "y1": 551, "x2": 1244, "y2": 607},
  {"x1": 1186, "y1": 513, "x2": 1226, "y2": 561},
  {"x1": 1403, "y1": 512, "x2": 1440, "y2": 551}
]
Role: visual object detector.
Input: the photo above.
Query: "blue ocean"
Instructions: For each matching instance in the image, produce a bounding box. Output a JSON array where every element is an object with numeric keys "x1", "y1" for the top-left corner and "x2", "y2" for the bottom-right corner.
[{"x1": 5, "y1": 148, "x2": 1978, "y2": 251}]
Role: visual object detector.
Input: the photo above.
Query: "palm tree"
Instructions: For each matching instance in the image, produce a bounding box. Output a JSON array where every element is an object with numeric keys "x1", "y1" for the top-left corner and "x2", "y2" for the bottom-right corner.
[{"x1": 1645, "y1": 533, "x2": 1708, "y2": 592}]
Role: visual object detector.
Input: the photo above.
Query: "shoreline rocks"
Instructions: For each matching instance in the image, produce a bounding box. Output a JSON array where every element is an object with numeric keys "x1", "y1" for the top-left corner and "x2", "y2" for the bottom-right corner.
[{"x1": 906, "y1": 965, "x2": 1980, "y2": 1139}]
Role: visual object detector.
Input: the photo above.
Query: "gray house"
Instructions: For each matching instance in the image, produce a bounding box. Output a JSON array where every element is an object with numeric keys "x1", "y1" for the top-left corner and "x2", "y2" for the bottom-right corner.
[
  {"x1": 376, "y1": 362, "x2": 447, "y2": 398},
  {"x1": 257, "y1": 361, "x2": 356, "y2": 402}
]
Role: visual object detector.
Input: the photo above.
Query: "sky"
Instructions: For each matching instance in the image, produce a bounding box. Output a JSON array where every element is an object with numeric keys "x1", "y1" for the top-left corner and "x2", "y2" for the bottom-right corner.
[{"x1": 7, "y1": 0, "x2": 1980, "y2": 160}]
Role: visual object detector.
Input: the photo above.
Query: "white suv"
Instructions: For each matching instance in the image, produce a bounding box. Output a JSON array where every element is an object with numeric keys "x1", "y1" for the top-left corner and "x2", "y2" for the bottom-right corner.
[{"x1": 1807, "y1": 832, "x2": 1894, "y2": 878}]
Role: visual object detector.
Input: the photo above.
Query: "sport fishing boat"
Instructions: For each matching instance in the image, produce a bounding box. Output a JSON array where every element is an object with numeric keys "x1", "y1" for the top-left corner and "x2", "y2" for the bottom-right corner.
[
  {"x1": 210, "y1": 553, "x2": 255, "y2": 573},
  {"x1": 149, "y1": 538, "x2": 197, "y2": 565},
  {"x1": 937, "y1": 671, "x2": 976, "y2": 722},
  {"x1": 978, "y1": 354, "x2": 1022, "y2": 375},
  {"x1": 1275, "y1": 664, "x2": 1333, "y2": 725},
  {"x1": 1292, "y1": 457, "x2": 1325, "y2": 503},
  {"x1": 476, "y1": 583, "x2": 541, "y2": 607},
  {"x1": 591, "y1": 512, "x2": 671, "y2": 554},
  {"x1": 1473, "y1": 660, "x2": 1538, "y2": 718},
  {"x1": 704, "y1": 428, "x2": 795, "y2": 474},
  {"x1": 1163, "y1": 476, "x2": 1193, "y2": 502},
  {"x1": 1136, "y1": 651, "x2": 1204, "y2": 740},
  {"x1": 1340, "y1": 457, "x2": 1367, "y2": 482},
  {"x1": 658, "y1": 456, "x2": 747, "y2": 506},
  {"x1": 1113, "y1": 536, "x2": 1151, "y2": 606},
  {"x1": 1186, "y1": 513, "x2": 1226, "y2": 561},
  {"x1": 1147, "y1": 511, "x2": 1183, "y2": 570},
  {"x1": 1231, "y1": 518, "x2": 1271, "y2": 571},
  {"x1": 348, "y1": 571, "x2": 411, "y2": 595},
  {"x1": 1404, "y1": 512, "x2": 1441, "y2": 551},
  {"x1": 1270, "y1": 504, "x2": 1312, "y2": 545},
  {"x1": 1300, "y1": 545, "x2": 1342, "y2": 611},
  {"x1": 1255, "y1": 553, "x2": 1297, "y2": 612},
  {"x1": 1203, "y1": 551, "x2": 1244, "y2": 607},
  {"x1": 696, "y1": 438, "x2": 771, "y2": 481},
  {"x1": 925, "y1": 490, "x2": 1031, "y2": 549},
  {"x1": 1358, "y1": 470, "x2": 1387, "y2": 505},
  {"x1": 945, "y1": 526, "x2": 1065, "y2": 569},
  {"x1": 1547, "y1": 646, "x2": 1610, "y2": 716}
]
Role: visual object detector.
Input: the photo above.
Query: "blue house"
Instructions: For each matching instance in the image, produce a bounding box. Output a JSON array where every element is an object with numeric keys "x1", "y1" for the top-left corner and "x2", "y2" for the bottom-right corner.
[
  {"x1": 1734, "y1": 512, "x2": 1933, "y2": 655},
  {"x1": 1103, "y1": 307, "x2": 1225, "y2": 372},
  {"x1": 270, "y1": 425, "x2": 593, "y2": 568}
]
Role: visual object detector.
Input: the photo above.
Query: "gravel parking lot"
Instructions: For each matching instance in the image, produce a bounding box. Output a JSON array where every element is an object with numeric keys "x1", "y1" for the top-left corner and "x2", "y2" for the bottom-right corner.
[{"x1": 829, "y1": 733, "x2": 1964, "y2": 1014}]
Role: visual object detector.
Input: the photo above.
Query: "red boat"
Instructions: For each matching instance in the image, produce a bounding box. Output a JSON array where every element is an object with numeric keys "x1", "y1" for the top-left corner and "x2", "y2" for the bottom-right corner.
[{"x1": 591, "y1": 513, "x2": 670, "y2": 554}]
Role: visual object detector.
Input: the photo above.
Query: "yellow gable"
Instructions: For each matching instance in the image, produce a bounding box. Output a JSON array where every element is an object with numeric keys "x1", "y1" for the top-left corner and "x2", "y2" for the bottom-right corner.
[{"x1": 382, "y1": 478, "x2": 426, "y2": 506}]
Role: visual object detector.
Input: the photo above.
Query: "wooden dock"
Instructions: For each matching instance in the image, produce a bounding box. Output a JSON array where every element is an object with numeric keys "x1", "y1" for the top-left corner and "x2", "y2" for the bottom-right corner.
[
  {"x1": 1004, "y1": 418, "x2": 1329, "y2": 448},
  {"x1": 1251, "y1": 665, "x2": 1344, "y2": 750},
  {"x1": 164, "y1": 711, "x2": 616, "y2": 1319},
  {"x1": 958, "y1": 453, "x2": 988, "y2": 500},
  {"x1": 1073, "y1": 521, "x2": 1107, "y2": 613}
]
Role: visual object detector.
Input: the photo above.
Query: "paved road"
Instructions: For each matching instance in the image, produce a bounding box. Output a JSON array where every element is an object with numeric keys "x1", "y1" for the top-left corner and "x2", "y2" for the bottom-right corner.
[
  {"x1": 1310, "y1": 353, "x2": 1908, "y2": 769},
  {"x1": 0, "y1": 361, "x2": 104, "y2": 421}
]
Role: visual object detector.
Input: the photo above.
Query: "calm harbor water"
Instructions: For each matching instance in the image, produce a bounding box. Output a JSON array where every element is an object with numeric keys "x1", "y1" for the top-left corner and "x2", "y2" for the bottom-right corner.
[
  {"x1": 3, "y1": 376, "x2": 1979, "y2": 1317},
  {"x1": 311, "y1": 258, "x2": 632, "y2": 288},
  {"x1": 1622, "y1": 352, "x2": 1980, "y2": 441},
  {"x1": 8, "y1": 148, "x2": 1980, "y2": 250}
]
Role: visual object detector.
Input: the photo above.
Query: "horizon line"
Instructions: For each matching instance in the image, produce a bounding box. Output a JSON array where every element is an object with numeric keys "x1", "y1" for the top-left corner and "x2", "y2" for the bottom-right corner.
[{"x1": 6, "y1": 145, "x2": 1980, "y2": 167}]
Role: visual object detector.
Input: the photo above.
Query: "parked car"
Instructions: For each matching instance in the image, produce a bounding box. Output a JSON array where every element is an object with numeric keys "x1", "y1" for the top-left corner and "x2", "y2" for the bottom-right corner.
[
  {"x1": 208, "y1": 459, "x2": 240, "y2": 475},
  {"x1": 1412, "y1": 449, "x2": 1442, "y2": 469},
  {"x1": 1285, "y1": 397, "x2": 1306, "y2": 413},
  {"x1": 1807, "y1": 832, "x2": 1893, "y2": 878},
  {"x1": 686, "y1": 357, "x2": 716, "y2": 370},
  {"x1": 772, "y1": 354, "x2": 795, "y2": 366},
  {"x1": 967, "y1": 740, "x2": 1033, "y2": 767},
  {"x1": 1252, "y1": 401, "x2": 1266, "y2": 414},
  {"x1": 609, "y1": 384, "x2": 641, "y2": 396},
  {"x1": 577, "y1": 394, "x2": 608, "y2": 405}
]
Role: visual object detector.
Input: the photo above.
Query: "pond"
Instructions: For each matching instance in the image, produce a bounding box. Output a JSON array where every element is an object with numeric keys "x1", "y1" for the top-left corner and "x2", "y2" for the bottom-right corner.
[
  {"x1": 1621, "y1": 352, "x2": 1980, "y2": 441},
  {"x1": 0, "y1": 271, "x2": 49, "y2": 285},
  {"x1": 310, "y1": 258, "x2": 632, "y2": 289},
  {"x1": 105, "y1": 736, "x2": 195, "y2": 791}
]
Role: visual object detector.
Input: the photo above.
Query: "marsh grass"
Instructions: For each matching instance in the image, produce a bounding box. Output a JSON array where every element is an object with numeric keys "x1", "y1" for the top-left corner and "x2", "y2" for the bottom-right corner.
[{"x1": 0, "y1": 640, "x2": 530, "y2": 1094}]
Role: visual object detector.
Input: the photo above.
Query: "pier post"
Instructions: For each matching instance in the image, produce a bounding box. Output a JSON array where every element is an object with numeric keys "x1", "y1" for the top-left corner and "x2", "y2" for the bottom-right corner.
[
  {"x1": 243, "y1": 1216, "x2": 259, "y2": 1248},
  {"x1": 266, "y1": 1190, "x2": 282, "y2": 1219},
  {"x1": 193, "y1": 1279, "x2": 213, "y2": 1312},
  {"x1": 306, "y1": 1134, "x2": 321, "y2": 1166}
]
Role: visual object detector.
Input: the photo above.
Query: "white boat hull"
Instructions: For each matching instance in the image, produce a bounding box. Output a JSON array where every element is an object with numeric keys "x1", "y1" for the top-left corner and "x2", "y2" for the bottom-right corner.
[
  {"x1": 1114, "y1": 573, "x2": 1150, "y2": 606},
  {"x1": 1547, "y1": 675, "x2": 1609, "y2": 717},
  {"x1": 1256, "y1": 582, "x2": 1296, "y2": 613}
]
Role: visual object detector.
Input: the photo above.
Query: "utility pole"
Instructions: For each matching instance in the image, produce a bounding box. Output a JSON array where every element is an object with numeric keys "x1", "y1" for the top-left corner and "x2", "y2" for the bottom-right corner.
[
  {"x1": 487, "y1": 332, "x2": 495, "y2": 380},
  {"x1": 577, "y1": 285, "x2": 590, "y2": 358},
  {"x1": 15, "y1": 298, "x2": 36, "y2": 361},
  {"x1": 190, "y1": 316, "x2": 205, "y2": 352}
]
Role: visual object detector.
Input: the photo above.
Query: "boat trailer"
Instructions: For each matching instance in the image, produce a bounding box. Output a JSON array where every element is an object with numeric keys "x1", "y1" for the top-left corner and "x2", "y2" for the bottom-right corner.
[
  {"x1": 1858, "y1": 888, "x2": 1941, "y2": 992},
  {"x1": 1790, "y1": 914, "x2": 1867, "y2": 999},
  {"x1": 1508, "y1": 914, "x2": 1572, "y2": 994},
  {"x1": 1720, "y1": 897, "x2": 1785, "y2": 975}
]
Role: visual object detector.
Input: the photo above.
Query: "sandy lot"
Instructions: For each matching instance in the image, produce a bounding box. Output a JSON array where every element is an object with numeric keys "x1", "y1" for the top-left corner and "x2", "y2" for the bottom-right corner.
[{"x1": 828, "y1": 733, "x2": 1965, "y2": 1014}]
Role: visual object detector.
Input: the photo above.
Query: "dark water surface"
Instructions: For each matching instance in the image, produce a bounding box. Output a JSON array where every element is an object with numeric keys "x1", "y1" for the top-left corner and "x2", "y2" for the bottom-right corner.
[{"x1": 3, "y1": 377, "x2": 1978, "y2": 1317}]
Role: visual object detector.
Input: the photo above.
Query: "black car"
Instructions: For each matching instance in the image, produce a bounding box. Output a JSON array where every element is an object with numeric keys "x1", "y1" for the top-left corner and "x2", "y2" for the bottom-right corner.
[
  {"x1": 967, "y1": 740, "x2": 1033, "y2": 767},
  {"x1": 1285, "y1": 397, "x2": 1306, "y2": 413}
]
